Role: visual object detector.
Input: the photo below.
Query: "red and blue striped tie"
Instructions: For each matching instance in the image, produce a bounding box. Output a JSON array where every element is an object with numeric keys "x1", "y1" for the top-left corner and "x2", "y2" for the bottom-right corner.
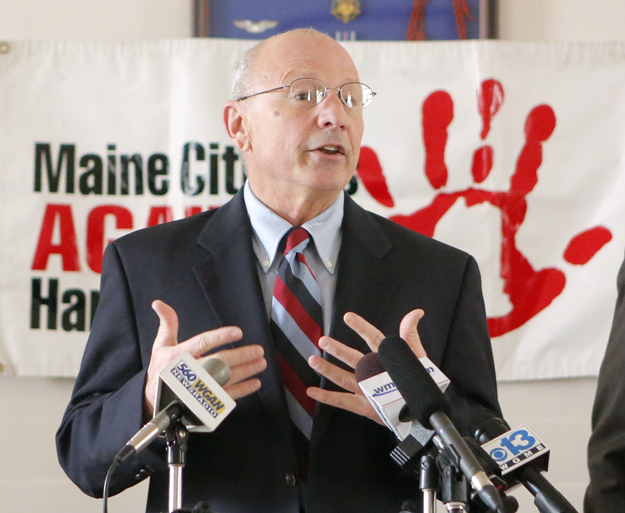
[{"x1": 271, "y1": 227, "x2": 323, "y2": 444}]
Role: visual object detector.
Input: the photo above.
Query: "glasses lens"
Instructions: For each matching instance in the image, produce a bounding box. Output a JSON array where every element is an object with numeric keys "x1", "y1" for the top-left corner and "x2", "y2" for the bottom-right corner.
[
  {"x1": 340, "y1": 83, "x2": 373, "y2": 108},
  {"x1": 290, "y1": 79, "x2": 326, "y2": 105}
]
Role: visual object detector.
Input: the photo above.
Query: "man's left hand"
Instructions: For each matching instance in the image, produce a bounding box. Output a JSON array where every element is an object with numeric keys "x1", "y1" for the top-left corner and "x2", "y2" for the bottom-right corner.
[{"x1": 306, "y1": 309, "x2": 425, "y2": 424}]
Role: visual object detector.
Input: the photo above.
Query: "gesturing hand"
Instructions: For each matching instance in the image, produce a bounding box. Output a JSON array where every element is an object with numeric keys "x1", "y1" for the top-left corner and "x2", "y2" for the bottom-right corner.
[
  {"x1": 306, "y1": 309, "x2": 426, "y2": 424},
  {"x1": 144, "y1": 300, "x2": 267, "y2": 417}
]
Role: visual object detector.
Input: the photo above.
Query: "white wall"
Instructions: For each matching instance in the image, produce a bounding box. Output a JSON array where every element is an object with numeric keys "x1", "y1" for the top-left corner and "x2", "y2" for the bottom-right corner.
[
  {"x1": 500, "y1": 0, "x2": 625, "y2": 42},
  {"x1": 0, "y1": 0, "x2": 191, "y2": 40},
  {"x1": 1, "y1": 1, "x2": 624, "y2": 511}
]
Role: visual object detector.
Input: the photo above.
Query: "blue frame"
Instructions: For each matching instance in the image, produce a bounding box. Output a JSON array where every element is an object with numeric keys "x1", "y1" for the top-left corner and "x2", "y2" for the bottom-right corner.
[{"x1": 207, "y1": 0, "x2": 491, "y2": 41}]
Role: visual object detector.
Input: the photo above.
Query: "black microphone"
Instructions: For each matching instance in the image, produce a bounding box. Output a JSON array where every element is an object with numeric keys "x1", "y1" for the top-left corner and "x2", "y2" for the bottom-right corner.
[
  {"x1": 475, "y1": 416, "x2": 578, "y2": 513},
  {"x1": 378, "y1": 335, "x2": 506, "y2": 513},
  {"x1": 115, "y1": 355, "x2": 233, "y2": 464},
  {"x1": 355, "y1": 351, "x2": 435, "y2": 466},
  {"x1": 355, "y1": 351, "x2": 415, "y2": 439}
]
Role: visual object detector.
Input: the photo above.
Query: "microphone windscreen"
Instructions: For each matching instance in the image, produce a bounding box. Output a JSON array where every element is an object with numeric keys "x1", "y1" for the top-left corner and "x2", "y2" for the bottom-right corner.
[
  {"x1": 378, "y1": 335, "x2": 451, "y2": 429},
  {"x1": 202, "y1": 357, "x2": 230, "y2": 386},
  {"x1": 354, "y1": 351, "x2": 386, "y2": 383},
  {"x1": 474, "y1": 414, "x2": 510, "y2": 444}
]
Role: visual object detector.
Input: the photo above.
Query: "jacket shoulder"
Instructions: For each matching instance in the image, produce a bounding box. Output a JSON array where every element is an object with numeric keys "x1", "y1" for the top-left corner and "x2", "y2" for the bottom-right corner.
[
  {"x1": 114, "y1": 209, "x2": 217, "y2": 252},
  {"x1": 345, "y1": 195, "x2": 472, "y2": 265}
]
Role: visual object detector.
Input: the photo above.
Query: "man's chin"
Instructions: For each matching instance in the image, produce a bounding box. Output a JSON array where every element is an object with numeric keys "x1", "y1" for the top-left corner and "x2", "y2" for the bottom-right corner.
[{"x1": 306, "y1": 173, "x2": 354, "y2": 194}]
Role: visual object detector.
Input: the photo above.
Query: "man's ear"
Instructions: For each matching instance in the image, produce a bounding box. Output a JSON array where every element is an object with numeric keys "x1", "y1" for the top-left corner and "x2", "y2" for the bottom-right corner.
[{"x1": 224, "y1": 102, "x2": 251, "y2": 152}]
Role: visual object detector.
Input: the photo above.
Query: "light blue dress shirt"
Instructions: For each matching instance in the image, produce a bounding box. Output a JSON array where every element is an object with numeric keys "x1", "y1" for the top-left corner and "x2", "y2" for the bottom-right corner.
[{"x1": 243, "y1": 181, "x2": 343, "y2": 335}]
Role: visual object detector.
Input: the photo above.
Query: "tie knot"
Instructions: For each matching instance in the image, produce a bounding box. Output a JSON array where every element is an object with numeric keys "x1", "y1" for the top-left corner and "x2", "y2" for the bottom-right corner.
[{"x1": 284, "y1": 227, "x2": 310, "y2": 255}]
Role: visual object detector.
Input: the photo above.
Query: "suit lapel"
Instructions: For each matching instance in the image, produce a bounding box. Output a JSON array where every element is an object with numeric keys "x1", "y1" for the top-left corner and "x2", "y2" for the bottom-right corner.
[
  {"x1": 330, "y1": 195, "x2": 397, "y2": 350},
  {"x1": 193, "y1": 191, "x2": 291, "y2": 429},
  {"x1": 311, "y1": 194, "x2": 399, "y2": 447}
]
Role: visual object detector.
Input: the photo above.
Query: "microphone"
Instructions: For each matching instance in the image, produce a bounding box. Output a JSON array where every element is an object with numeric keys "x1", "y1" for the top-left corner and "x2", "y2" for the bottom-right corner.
[
  {"x1": 475, "y1": 416, "x2": 578, "y2": 513},
  {"x1": 154, "y1": 353, "x2": 234, "y2": 432},
  {"x1": 355, "y1": 351, "x2": 413, "y2": 440},
  {"x1": 355, "y1": 351, "x2": 445, "y2": 471},
  {"x1": 115, "y1": 352, "x2": 235, "y2": 463},
  {"x1": 355, "y1": 351, "x2": 450, "y2": 441},
  {"x1": 378, "y1": 335, "x2": 505, "y2": 513}
]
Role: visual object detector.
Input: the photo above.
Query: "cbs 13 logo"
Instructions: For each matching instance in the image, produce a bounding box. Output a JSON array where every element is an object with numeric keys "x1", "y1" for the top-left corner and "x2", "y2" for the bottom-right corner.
[{"x1": 489, "y1": 428, "x2": 537, "y2": 462}]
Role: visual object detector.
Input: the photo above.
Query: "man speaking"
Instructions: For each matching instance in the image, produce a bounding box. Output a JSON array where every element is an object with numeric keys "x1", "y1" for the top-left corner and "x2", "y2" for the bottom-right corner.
[{"x1": 57, "y1": 28, "x2": 501, "y2": 513}]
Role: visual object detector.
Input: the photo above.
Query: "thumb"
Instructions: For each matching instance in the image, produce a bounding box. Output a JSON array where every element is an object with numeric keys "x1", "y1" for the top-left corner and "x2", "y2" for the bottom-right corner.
[
  {"x1": 399, "y1": 309, "x2": 427, "y2": 358},
  {"x1": 152, "y1": 300, "x2": 179, "y2": 351}
]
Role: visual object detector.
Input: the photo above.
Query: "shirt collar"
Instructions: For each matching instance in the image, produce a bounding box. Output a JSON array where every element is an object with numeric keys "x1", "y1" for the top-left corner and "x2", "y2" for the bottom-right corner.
[{"x1": 243, "y1": 180, "x2": 344, "y2": 274}]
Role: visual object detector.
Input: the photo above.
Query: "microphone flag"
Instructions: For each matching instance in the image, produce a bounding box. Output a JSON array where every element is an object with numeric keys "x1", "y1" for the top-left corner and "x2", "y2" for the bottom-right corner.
[{"x1": 154, "y1": 352, "x2": 236, "y2": 433}]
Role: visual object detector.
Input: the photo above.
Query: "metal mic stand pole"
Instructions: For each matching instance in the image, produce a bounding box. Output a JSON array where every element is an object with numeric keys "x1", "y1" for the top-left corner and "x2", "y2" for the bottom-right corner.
[
  {"x1": 419, "y1": 453, "x2": 439, "y2": 513},
  {"x1": 166, "y1": 420, "x2": 189, "y2": 513}
]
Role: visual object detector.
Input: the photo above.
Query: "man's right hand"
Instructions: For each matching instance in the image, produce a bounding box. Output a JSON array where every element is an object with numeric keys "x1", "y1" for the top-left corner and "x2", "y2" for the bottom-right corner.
[{"x1": 144, "y1": 300, "x2": 267, "y2": 418}]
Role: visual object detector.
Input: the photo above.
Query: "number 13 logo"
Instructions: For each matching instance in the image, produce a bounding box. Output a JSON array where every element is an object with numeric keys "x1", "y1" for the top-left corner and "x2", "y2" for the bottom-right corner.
[{"x1": 489, "y1": 429, "x2": 536, "y2": 461}]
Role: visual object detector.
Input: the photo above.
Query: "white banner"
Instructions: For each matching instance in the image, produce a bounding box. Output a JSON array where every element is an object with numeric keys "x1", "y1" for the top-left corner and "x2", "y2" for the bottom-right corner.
[{"x1": 1, "y1": 39, "x2": 624, "y2": 380}]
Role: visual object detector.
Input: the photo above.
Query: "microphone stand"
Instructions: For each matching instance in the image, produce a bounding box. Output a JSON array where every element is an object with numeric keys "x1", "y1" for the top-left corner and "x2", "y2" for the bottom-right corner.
[
  {"x1": 166, "y1": 419, "x2": 189, "y2": 513},
  {"x1": 419, "y1": 453, "x2": 439, "y2": 513},
  {"x1": 388, "y1": 423, "x2": 438, "y2": 513},
  {"x1": 440, "y1": 463, "x2": 469, "y2": 513}
]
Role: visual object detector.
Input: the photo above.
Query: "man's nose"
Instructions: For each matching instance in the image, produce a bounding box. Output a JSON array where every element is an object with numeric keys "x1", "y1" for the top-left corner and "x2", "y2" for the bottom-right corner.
[{"x1": 316, "y1": 89, "x2": 349, "y2": 129}]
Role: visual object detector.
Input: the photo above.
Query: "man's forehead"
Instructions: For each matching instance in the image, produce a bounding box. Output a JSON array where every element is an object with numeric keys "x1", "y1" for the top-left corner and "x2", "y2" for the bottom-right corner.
[{"x1": 253, "y1": 34, "x2": 359, "y2": 85}]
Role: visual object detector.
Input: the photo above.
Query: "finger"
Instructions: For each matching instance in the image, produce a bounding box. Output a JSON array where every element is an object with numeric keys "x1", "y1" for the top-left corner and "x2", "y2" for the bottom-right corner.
[
  {"x1": 306, "y1": 387, "x2": 383, "y2": 425},
  {"x1": 343, "y1": 312, "x2": 385, "y2": 351},
  {"x1": 308, "y1": 355, "x2": 359, "y2": 394},
  {"x1": 178, "y1": 325, "x2": 244, "y2": 358},
  {"x1": 224, "y1": 378, "x2": 262, "y2": 401},
  {"x1": 318, "y1": 336, "x2": 364, "y2": 370},
  {"x1": 211, "y1": 344, "x2": 264, "y2": 370},
  {"x1": 151, "y1": 300, "x2": 179, "y2": 351},
  {"x1": 218, "y1": 355, "x2": 267, "y2": 386},
  {"x1": 399, "y1": 309, "x2": 427, "y2": 358}
]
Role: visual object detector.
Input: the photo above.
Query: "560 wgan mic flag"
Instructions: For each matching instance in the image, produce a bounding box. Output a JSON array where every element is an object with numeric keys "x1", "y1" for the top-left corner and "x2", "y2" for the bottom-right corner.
[
  {"x1": 154, "y1": 352, "x2": 236, "y2": 433},
  {"x1": 115, "y1": 352, "x2": 235, "y2": 464}
]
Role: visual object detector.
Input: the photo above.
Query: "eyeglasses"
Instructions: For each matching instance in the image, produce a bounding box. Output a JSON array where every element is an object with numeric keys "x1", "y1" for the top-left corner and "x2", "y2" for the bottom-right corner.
[{"x1": 236, "y1": 77, "x2": 376, "y2": 109}]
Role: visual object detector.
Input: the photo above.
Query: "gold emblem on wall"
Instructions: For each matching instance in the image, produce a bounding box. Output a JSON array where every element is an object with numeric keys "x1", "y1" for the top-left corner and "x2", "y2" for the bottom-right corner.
[{"x1": 331, "y1": 0, "x2": 361, "y2": 23}]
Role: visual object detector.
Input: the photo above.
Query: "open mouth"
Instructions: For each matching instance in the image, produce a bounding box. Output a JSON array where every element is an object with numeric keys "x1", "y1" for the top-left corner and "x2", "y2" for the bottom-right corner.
[{"x1": 317, "y1": 145, "x2": 345, "y2": 156}]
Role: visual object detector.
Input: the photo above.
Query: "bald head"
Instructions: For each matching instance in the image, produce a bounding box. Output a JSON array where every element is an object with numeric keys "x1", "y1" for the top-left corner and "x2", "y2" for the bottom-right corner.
[{"x1": 232, "y1": 29, "x2": 349, "y2": 100}]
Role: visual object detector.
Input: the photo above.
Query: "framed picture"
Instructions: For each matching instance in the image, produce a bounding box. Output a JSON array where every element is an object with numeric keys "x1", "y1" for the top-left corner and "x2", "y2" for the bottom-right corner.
[{"x1": 193, "y1": 0, "x2": 498, "y2": 41}]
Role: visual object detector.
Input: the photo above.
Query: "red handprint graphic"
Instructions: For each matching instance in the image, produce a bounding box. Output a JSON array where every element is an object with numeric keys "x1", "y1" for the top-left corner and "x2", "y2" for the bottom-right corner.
[{"x1": 357, "y1": 80, "x2": 612, "y2": 337}]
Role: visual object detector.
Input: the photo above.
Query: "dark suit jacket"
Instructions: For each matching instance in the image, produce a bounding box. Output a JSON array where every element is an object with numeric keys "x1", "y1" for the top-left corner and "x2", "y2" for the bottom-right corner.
[
  {"x1": 56, "y1": 190, "x2": 501, "y2": 513},
  {"x1": 585, "y1": 255, "x2": 625, "y2": 513}
]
